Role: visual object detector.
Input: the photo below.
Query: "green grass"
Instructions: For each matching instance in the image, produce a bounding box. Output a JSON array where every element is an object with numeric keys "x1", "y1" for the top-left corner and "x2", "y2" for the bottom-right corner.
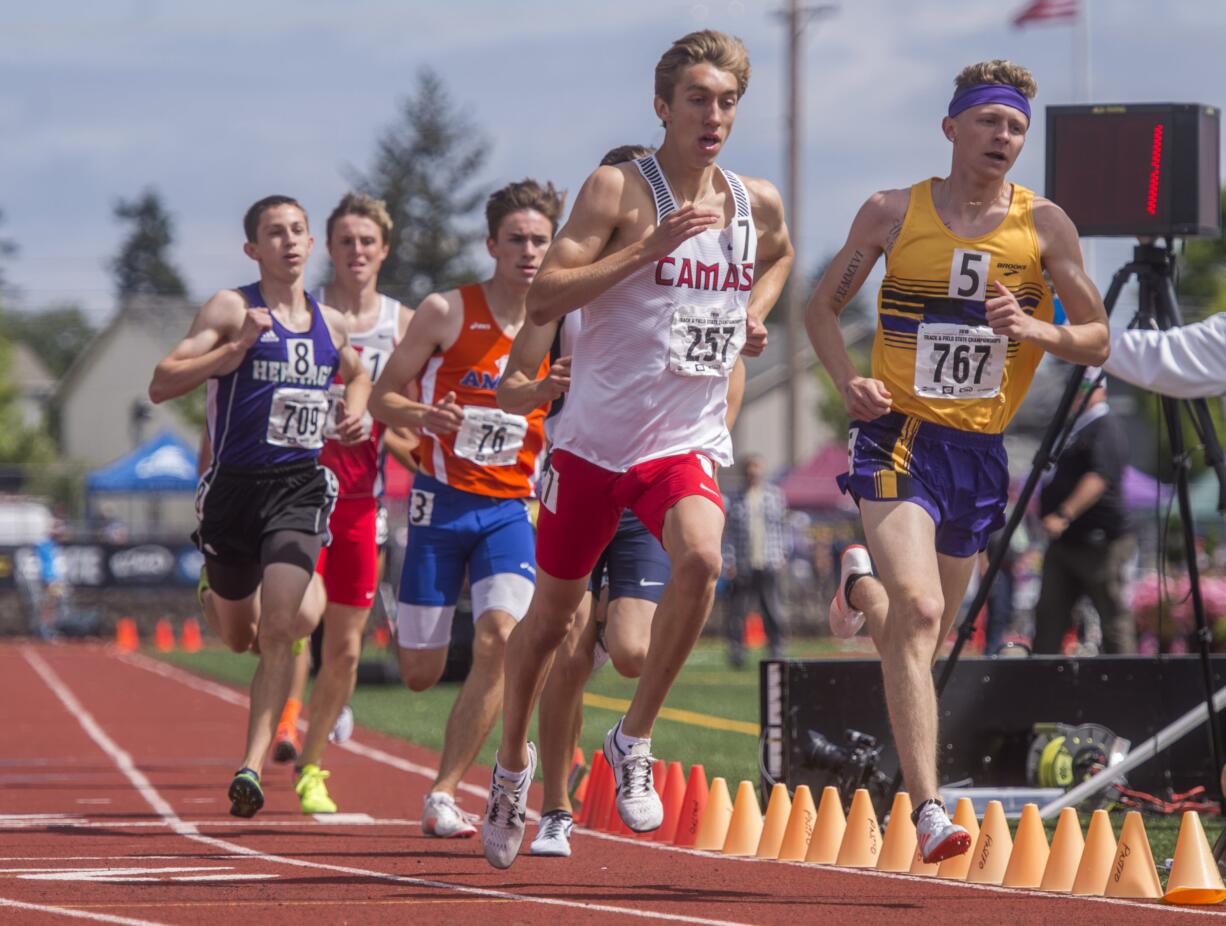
[
  {"x1": 158, "y1": 639, "x2": 1209, "y2": 880},
  {"x1": 159, "y1": 639, "x2": 786, "y2": 787}
]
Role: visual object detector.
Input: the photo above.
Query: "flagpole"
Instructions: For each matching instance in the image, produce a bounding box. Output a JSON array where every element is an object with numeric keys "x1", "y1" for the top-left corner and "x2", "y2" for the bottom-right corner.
[{"x1": 1077, "y1": 0, "x2": 1096, "y2": 283}]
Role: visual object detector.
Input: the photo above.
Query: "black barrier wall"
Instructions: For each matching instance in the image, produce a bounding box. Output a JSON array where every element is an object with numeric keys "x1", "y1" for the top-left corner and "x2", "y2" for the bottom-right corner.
[{"x1": 761, "y1": 656, "x2": 1226, "y2": 809}]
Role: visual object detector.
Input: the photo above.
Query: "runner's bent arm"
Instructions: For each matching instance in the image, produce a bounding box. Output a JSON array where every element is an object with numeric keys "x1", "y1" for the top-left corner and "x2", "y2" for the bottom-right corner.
[
  {"x1": 741, "y1": 177, "x2": 794, "y2": 357},
  {"x1": 496, "y1": 318, "x2": 567, "y2": 415},
  {"x1": 527, "y1": 165, "x2": 720, "y2": 325},
  {"x1": 148, "y1": 290, "x2": 264, "y2": 403},
  {"x1": 990, "y1": 200, "x2": 1108, "y2": 366},
  {"x1": 368, "y1": 291, "x2": 463, "y2": 433},
  {"x1": 804, "y1": 192, "x2": 898, "y2": 421}
]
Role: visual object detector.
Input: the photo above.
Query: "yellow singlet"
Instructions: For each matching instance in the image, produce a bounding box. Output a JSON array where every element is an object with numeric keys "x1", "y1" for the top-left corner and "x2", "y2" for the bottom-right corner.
[{"x1": 871, "y1": 178, "x2": 1054, "y2": 434}]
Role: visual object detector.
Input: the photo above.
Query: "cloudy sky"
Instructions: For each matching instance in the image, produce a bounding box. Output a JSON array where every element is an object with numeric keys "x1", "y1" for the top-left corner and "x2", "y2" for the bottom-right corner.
[{"x1": 3, "y1": 0, "x2": 1223, "y2": 324}]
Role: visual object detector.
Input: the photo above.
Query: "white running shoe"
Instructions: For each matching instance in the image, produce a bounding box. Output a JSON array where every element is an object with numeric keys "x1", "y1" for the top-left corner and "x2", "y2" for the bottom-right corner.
[
  {"x1": 603, "y1": 721, "x2": 662, "y2": 833},
  {"x1": 914, "y1": 799, "x2": 972, "y2": 864},
  {"x1": 592, "y1": 623, "x2": 611, "y2": 672},
  {"x1": 829, "y1": 544, "x2": 872, "y2": 638},
  {"x1": 328, "y1": 704, "x2": 354, "y2": 745},
  {"x1": 529, "y1": 809, "x2": 574, "y2": 857},
  {"x1": 422, "y1": 791, "x2": 477, "y2": 838},
  {"x1": 482, "y1": 743, "x2": 537, "y2": 869}
]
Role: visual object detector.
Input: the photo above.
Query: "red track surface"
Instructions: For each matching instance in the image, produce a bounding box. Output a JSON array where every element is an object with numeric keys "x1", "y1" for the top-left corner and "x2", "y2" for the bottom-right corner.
[{"x1": 1, "y1": 640, "x2": 1221, "y2": 925}]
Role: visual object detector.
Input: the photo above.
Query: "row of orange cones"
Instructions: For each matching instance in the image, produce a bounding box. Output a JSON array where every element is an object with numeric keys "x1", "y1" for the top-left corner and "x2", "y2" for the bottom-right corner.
[
  {"x1": 113, "y1": 617, "x2": 202, "y2": 654},
  {"x1": 573, "y1": 753, "x2": 1224, "y2": 906}
]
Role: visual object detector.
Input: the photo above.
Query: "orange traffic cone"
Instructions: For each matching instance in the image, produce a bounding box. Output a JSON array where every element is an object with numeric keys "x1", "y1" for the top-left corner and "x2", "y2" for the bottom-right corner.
[
  {"x1": 937, "y1": 797, "x2": 980, "y2": 880},
  {"x1": 835, "y1": 788, "x2": 881, "y2": 868},
  {"x1": 1003, "y1": 803, "x2": 1050, "y2": 888},
  {"x1": 966, "y1": 800, "x2": 1012, "y2": 884},
  {"x1": 1105, "y1": 811, "x2": 1162, "y2": 899},
  {"x1": 654, "y1": 761, "x2": 687, "y2": 844},
  {"x1": 180, "y1": 617, "x2": 203, "y2": 653},
  {"x1": 777, "y1": 784, "x2": 817, "y2": 861},
  {"x1": 115, "y1": 617, "x2": 139, "y2": 653},
  {"x1": 805, "y1": 785, "x2": 847, "y2": 864},
  {"x1": 673, "y1": 765, "x2": 709, "y2": 848},
  {"x1": 154, "y1": 618, "x2": 175, "y2": 652},
  {"x1": 591, "y1": 758, "x2": 617, "y2": 832},
  {"x1": 694, "y1": 777, "x2": 734, "y2": 850},
  {"x1": 743, "y1": 613, "x2": 767, "y2": 649},
  {"x1": 373, "y1": 623, "x2": 391, "y2": 648},
  {"x1": 910, "y1": 843, "x2": 940, "y2": 876},
  {"x1": 1072, "y1": 808, "x2": 1117, "y2": 896},
  {"x1": 1039, "y1": 807, "x2": 1085, "y2": 892},
  {"x1": 1163, "y1": 811, "x2": 1226, "y2": 905},
  {"x1": 756, "y1": 782, "x2": 792, "y2": 858},
  {"x1": 877, "y1": 791, "x2": 917, "y2": 872},
  {"x1": 722, "y1": 781, "x2": 764, "y2": 856},
  {"x1": 578, "y1": 752, "x2": 608, "y2": 827}
]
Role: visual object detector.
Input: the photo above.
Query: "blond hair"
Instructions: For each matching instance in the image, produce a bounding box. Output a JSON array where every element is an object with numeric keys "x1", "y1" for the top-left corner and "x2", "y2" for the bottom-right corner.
[
  {"x1": 485, "y1": 179, "x2": 566, "y2": 239},
  {"x1": 954, "y1": 60, "x2": 1038, "y2": 99},
  {"x1": 654, "y1": 30, "x2": 751, "y2": 104},
  {"x1": 326, "y1": 193, "x2": 394, "y2": 245}
]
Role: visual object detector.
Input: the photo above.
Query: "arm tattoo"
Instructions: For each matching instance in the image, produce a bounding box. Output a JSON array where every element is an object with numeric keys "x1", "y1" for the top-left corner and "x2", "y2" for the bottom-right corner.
[
  {"x1": 883, "y1": 219, "x2": 903, "y2": 256},
  {"x1": 833, "y1": 249, "x2": 865, "y2": 307}
]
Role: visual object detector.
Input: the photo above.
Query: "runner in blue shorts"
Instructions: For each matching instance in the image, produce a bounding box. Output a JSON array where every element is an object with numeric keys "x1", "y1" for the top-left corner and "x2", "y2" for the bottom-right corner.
[
  {"x1": 804, "y1": 60, "x2": 1108, "y2": 864},
  {"x1": 369, "y1": 179, "x2": 563, "y2": 838}
]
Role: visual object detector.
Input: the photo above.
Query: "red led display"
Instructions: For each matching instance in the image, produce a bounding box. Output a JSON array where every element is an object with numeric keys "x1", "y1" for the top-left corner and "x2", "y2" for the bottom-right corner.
[{"x1": 1046, "y1": 103, "x2": 1220, "y2": 238}]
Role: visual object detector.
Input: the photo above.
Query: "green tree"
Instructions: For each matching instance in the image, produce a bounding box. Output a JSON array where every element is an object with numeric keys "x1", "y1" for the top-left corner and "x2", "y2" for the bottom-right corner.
[
  {"x1": 1175, "y1": 190, "x2": 1226, "y2": 320},
  {"x1": 0, "y1": 303, "x2": 95, "y2": 377},
  {"x1": 110, "y1": 189, "x2": 189, "y2": 304},
  {"x1": 349, "y1": 69, "x2": 489, "y2": 307}
]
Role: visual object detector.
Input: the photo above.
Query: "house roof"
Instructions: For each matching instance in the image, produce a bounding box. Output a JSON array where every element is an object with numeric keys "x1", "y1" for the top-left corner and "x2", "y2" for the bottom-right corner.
[
  {"x1": 10, "y1": 341, "x2": 56, "y2": 394},
  {"x1": 54, "y1": 295, "x2": 195, "y2": 406}
]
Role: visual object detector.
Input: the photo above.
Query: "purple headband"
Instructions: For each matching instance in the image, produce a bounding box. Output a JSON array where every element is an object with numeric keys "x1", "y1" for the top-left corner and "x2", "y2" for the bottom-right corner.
[{"x1": 948, "y1": 83, "x2": 1031, "y2": 121}]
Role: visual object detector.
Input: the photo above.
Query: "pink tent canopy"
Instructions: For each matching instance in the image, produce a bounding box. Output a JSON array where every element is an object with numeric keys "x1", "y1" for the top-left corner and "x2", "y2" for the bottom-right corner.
[{"x1": 779, "y1": 444, "x2": 857, "y2": 512}]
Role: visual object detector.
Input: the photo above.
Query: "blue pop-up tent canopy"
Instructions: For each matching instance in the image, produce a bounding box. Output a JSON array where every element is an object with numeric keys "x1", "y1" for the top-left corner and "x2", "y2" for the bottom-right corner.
[{"x1": 87, "y1": 430, "x2": 198, "y2": 493}]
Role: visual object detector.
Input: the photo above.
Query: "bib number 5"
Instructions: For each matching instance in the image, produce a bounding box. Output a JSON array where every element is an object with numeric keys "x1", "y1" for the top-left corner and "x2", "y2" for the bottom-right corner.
[{"x1": 948, "y1": 248, "x2": 990, "y2": 301}]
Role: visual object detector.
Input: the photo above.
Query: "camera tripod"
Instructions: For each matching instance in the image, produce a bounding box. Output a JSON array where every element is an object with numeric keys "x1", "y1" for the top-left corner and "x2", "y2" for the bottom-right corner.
[{"x1": 928, "y1": 241, "x2": 1226, "y2": 817}]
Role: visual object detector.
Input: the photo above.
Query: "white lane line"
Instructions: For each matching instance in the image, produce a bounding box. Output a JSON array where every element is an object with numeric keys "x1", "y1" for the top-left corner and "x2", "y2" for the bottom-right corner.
[
  {"x1": 121, "y1": 653, "x2": 496, "y2": 805},
  {"x1": 22, "y1": 647, "x2": 755, "y2": 926},
  {"x1": 0, "y1": 818, "x2": 419, "y2": 830},
  {"x1": 0, "y1": 895, "x2": 167, "y2": 926},
  {"x1": 119, "y1": 650, "x2": 1226, "y2": 920}
]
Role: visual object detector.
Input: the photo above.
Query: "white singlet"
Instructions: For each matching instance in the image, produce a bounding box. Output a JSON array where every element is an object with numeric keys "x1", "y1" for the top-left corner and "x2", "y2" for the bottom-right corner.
[
  {"x1": 543, "y1": 312, "x2": 583, "y2": 445},
  {"x1": 552, "y1": 154, "x2": 756, "y2": 472}
]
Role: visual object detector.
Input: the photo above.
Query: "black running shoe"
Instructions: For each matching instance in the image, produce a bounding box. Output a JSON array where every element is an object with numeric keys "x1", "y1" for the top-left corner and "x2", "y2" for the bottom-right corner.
[{"x1": 228, "y1": 767, "x2": 264, "y2": 819}]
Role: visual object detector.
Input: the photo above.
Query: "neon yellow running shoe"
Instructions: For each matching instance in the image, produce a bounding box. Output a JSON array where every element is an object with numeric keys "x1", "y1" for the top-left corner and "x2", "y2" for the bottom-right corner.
[{"x1": 295, "y1": 763, "x2": 337, "y2": 814}]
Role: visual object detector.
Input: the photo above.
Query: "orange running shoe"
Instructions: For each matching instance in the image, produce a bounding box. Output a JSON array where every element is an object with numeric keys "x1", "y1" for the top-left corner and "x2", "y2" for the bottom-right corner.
[{"x1": 273, "y1": 722, "x2": 300, "y2": 764}]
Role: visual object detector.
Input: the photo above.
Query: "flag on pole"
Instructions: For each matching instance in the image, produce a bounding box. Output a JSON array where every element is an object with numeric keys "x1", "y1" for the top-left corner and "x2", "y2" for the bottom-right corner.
[{"x1": 1012, "y1": 0, "x2": 1079, "y2": 27}]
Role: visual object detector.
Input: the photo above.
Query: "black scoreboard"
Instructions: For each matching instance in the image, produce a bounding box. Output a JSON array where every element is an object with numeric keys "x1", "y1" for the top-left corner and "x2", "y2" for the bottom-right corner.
[{"x1": 1045, "y1": 103, "x2": 1220, "y2": 238}]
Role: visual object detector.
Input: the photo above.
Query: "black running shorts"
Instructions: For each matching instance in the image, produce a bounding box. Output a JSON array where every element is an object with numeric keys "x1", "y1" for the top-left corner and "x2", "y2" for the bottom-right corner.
[{"x1": 193, "y1": 460, "x2": 337, "y2": 564}]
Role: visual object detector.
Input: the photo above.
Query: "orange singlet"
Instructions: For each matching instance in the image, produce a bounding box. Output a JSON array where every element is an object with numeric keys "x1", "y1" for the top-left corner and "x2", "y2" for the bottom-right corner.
[{"x1": 415, "y1": 284, "x2": 547, "y2": 498}]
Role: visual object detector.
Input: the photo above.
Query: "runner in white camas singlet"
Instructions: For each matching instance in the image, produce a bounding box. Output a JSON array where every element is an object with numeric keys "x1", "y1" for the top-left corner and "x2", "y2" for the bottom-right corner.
[{"x1": 482, "y1": 30, "x2": 794, "y2": 870}]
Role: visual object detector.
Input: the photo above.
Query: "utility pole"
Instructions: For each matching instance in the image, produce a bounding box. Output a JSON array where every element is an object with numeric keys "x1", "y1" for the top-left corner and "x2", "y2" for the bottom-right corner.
[{"x1": 779, "y1": 1, "x2": 836, "y2": 467}]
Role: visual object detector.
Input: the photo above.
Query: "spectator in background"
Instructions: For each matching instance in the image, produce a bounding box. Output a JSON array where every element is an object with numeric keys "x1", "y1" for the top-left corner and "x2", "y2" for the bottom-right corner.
[
  {"x1": 1033, "y1": 371, "x2": 1136, "y2": 654},
  {"x1": 33, "y1": 521, "x2": 69, "y2": 640},
  {"x1": 724, "y1": 453, "x2": 789, "y2": 666}
]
